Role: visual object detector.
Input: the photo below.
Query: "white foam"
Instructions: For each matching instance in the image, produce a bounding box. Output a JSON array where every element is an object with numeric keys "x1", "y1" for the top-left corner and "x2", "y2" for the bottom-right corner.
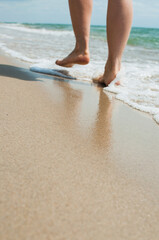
[
  {"x1": 31, "y1": 60, "x2": 54, "y2": 69},
  {"x1": 0, "y1": 24, "x2": 73, "y2": 36},
  {"x1": 0, "y1": 34, "x2": 14, "y2": 39},
  {"x1": 104, "y1": 63, "x2": 159, "y2": 124},
  {"x1": 31, "y1": 61, "x2": 96, "y2": 82},
  {"x1": 0, "y1": 42, "x2": 39, "y2": 63}
]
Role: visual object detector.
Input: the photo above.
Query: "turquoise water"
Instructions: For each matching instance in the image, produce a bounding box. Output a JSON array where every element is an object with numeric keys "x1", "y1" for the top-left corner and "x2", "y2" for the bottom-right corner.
[{"x1": 15, "y1": 23, "x2": 159, "y2": 50}]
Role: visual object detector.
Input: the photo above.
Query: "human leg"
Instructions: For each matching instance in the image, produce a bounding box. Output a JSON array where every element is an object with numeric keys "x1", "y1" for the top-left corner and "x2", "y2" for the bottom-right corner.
[
  {"x1": 95, "y1": 0, "x2": 133, "y2": 85},
  {"x1": 56, "y1": 0, "x2": 93, "y2": 67}
]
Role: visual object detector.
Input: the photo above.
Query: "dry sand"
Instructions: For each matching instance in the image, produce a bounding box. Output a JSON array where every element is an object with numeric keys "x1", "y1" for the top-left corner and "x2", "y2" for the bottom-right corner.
[{"x1": 0, "y1": 53, "x2": 159, "y2": 240}]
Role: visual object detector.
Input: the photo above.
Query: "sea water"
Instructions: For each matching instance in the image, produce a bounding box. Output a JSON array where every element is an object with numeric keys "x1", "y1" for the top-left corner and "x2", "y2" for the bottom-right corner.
[{"x1": 0, "y1": 22, "x2": 159, "y2": 124}]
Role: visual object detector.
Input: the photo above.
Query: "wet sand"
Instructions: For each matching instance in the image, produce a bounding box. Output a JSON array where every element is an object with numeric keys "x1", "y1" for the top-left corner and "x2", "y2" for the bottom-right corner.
[{"x1": 0, "y1": 53, "x2": 159, "y2": 240}]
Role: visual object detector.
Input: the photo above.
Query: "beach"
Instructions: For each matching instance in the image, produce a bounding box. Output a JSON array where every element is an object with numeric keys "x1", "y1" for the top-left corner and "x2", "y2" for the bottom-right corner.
[
  {"x1": 1, "y1": 51, "x2": 159, "y2": 240},
  {"x1": 0, "y1": 23, "x2": 159, "y2": 123}
]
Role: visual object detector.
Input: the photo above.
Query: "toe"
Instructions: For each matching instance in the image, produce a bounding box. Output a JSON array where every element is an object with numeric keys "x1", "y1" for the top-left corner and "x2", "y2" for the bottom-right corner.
[
  {"x1": 93, "y1": 75, "x2": 103, "y2": 84},
  {"x1": 56, "y1": 59, "x2": 64, "y2": 66},
  {"x1": 55, "y1": 60, "x2": 60, "y2": 65},
  {"x1": 115, "y1": 80, "x2": 120, "y2": 86}
]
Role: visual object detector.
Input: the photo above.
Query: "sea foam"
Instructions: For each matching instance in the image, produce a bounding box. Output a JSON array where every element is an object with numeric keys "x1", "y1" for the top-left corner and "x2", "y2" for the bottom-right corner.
[
  {"x1": 0, "y1": 24, "x2": 73, "y2": 36},
  {"x1": 0, "y1": 33, "x2": 14, "y2": 39},
  {"x1": 0, "y1": 42, "x2": 39, "y2": 63},
  {"x1": 104, "y1": 63, "x2": 159, "y2": 124}
]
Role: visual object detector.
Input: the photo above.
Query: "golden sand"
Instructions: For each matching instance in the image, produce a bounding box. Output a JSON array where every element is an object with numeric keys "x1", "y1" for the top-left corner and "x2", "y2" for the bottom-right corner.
[{"x1": 0, "y1": 53, "x2": 159, "y2": 240}]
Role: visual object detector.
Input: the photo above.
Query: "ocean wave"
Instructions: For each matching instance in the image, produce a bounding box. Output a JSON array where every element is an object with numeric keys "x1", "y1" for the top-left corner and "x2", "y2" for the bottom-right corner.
[
  {"x1": 0, "y1": 42, "x2": 39, "y2": 63},
  {"x1": 0, "y1": 24, "x2": 73, "y2": 36}
]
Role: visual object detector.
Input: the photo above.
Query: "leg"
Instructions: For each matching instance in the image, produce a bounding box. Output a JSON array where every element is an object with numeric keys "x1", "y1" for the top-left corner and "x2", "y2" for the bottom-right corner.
[
  {"x1": 56, "y1": 0, "x2": 92, "y2": 67},
  {"x1": 95, "y1": 0, "x2": 133, "y2": 86}
]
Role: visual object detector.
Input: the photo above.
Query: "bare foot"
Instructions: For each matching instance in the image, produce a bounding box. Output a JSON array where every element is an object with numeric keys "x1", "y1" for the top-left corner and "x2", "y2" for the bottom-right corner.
[
  {"x1": 55, "y1": 49, "x2": 90, "y2": 68},
  {"x1": 93, "y1": 59, "x2": 121, "y2": 86}
]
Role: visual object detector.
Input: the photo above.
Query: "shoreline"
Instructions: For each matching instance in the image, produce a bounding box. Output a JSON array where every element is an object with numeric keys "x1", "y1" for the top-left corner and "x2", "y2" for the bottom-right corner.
[
  {"x1": 1, "y1": 52, "x2": 159, "y2": 239},
  {"x1": 1, "y1": 49, "x2": 158, "y2": 125},
  {"x1": 0, "y1": 21, "x2": 159, "y2": 125}
]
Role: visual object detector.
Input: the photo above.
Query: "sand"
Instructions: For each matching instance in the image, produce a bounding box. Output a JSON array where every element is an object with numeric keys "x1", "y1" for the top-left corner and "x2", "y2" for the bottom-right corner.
[{"x1": 0, "y1": 52, "x2": 159, "y2": 240}]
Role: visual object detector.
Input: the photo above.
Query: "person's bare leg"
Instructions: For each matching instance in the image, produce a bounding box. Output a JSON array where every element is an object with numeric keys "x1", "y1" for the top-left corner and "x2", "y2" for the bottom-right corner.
[
  {"x1": 94, "y1": 0, "x2": 133, "y2": 85},
  {"x1": 56, "y1": 0, "x2": 92, "y2": 68}
]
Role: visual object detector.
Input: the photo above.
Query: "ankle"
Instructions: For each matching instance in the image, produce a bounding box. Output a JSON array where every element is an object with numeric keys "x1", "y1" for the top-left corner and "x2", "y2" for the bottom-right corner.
[
  {"x1": 75, "y1": 42, "x2": 89, "y2": 56},
  {"x1": 106, "y1": 57, "x2": 121, "y2": 73}
]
